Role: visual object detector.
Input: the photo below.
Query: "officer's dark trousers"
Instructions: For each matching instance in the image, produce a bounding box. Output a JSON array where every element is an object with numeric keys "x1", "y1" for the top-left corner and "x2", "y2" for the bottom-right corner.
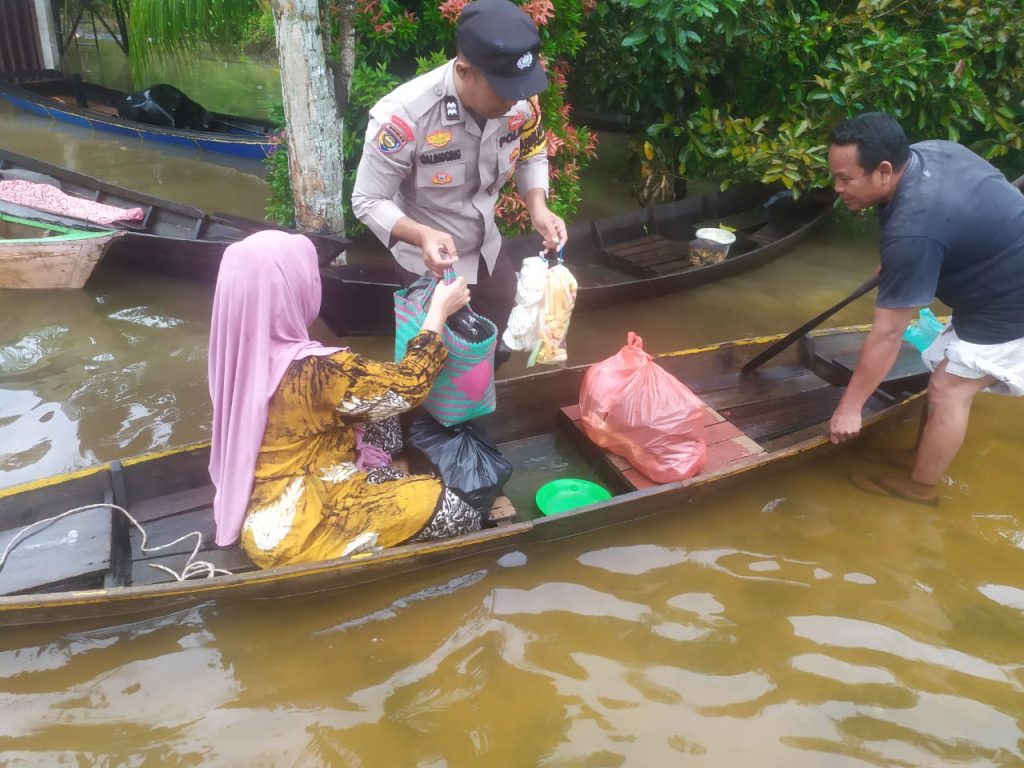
[{"x1": 397, "y1": 251, "x2": 517, "y2": 342}]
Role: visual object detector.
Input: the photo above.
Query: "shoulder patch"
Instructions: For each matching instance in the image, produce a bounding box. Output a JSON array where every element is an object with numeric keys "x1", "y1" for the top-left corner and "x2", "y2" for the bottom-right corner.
[
  {"x1": 508, "y1": 112, "x2": 525, "y2": 133},
  {"x1": 377, "y1": 123, "x2": 408, "y2": 154},
  {"x1": 425, "y1": 129, "x2": 452, "y2": 148},
  {"x1": 443, "y1": 96, "x2": 461, "y2": 122},
  {"x1": 390, "y1": 115, "x2": 415, "y2": 142}
]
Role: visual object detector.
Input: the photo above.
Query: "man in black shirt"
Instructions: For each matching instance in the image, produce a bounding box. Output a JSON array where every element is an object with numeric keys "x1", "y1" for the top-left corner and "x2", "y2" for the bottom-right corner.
[{"x1": 827, "y1": 112, "x2": 1024, "y2": 505}]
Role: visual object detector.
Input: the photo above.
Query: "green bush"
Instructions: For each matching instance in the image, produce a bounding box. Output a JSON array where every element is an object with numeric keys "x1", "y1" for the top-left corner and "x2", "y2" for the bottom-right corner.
[
  {"x1": 572, "y1": 0, "x2": 1024, "y2": 199},
  {"x1": 265, "y1": 0, "x2": 598, "y2": 234}
]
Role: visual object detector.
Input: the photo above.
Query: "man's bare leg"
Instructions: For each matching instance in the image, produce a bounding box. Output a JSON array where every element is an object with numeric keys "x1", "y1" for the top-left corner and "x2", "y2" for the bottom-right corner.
[{"x1": 880, "y1": 360, "x2": 996, "y2": 501}]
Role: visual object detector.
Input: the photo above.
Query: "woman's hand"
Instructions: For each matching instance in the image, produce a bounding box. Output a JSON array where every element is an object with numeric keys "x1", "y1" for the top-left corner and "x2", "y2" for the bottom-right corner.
[{"x1": 422, "y1": 276, "x2": 470, "y2": 334}]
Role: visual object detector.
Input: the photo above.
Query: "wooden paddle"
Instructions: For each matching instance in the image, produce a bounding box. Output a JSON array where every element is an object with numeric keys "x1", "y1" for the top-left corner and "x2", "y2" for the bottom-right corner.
[{"x1": 741, "y1": 272, "x2": 881, "y2": 373}]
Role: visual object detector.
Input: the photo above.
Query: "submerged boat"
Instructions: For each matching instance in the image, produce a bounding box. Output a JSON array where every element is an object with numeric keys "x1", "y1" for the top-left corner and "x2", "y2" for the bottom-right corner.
[
  {"x1": 319, "y1": 182, "x2": 833, "y2": 336},
  {"x1": 0, "y1": 211, "x2": 123, "y2": 289},
  {"x1": 0, "y1": 323, "x2": 930, "y2": 626},
  {"x1": 0, "y1": 148, "x2": 348, "y2": 282},
  {"x1": 0, "y1": 70, "x2": 276, "y2": 160}
]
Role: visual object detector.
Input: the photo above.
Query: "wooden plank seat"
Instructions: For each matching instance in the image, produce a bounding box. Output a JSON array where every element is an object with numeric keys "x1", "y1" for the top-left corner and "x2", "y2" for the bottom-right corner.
[
  {"x1": 695, "y1": 207, "x2": 773, "y2": 234},
  {"x1": 488, "y1": 496, "x2": 517, "y2": 527},
  {"x1": 602, "y1": 234, "x2": 693, "y2": 277},
  {"x1": 127, "y1": 482, "x2": 519, "y2": 585},
  {"x1": 832, "y1": 346, "x2": 928, "y2": 384},
  {"x1": 744, "y1": 218, "x2": 791, "y2": 247},
  {"x1": 558, "y1": 404, "x2": 765, "y2": 491},
  {"x1": 127, "y1": 484, "x2": 259, "y2": 585},
  {"x1": 0, "y1": 505, "x2": 113, "y2": 596},
  {"x1": 811, "y1": 334, "x2": 931, "y2": 398}
]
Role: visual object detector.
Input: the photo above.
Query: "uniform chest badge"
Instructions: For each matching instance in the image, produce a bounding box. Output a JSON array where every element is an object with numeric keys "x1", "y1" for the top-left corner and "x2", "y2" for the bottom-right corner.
[
  {"x1": 377, "y1": 123, "x2": 407, "y2": 154},
  {"x1": 507, "y1": 113, "x2": 525, "y2": 133},
  {"x1": 431, "y1": 173, "x2": 454, "y2": 185},
  {"x1": 425, "y1": 129, "x2": 453, "y2": 148},
  {"x1": 509, "y1": 147, "x2": 520, "y2": 165}
]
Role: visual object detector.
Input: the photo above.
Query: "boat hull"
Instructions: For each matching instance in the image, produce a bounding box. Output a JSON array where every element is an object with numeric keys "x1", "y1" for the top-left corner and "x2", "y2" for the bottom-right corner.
[
  {"x1": 0, "y1": 214, "x2": 123, "y2": 288},
  {"x1": 0, "y1": 325, "x2": 929, "y2": 626},
  {"x1": 318, "y1": 184, "x2": 833, "y2": 336},
  {"x1": 0, "y1": 72, "x2": 275, "y2": 159},
  {"x1": 0, "y1": 149, "x2": 349, "y2": 283}
]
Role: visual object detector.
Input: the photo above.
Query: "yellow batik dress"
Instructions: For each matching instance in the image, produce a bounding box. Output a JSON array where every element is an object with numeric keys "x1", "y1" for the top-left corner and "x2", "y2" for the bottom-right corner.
[{"x1": 240, "y1": 330, "x2": 481, "y2": 569}]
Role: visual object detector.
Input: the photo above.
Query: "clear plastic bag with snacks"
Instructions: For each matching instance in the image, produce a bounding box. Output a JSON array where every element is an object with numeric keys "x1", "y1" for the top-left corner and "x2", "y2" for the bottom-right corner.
[{"x1": 503, "y1": 250, "x2": 578, "y2": 367}]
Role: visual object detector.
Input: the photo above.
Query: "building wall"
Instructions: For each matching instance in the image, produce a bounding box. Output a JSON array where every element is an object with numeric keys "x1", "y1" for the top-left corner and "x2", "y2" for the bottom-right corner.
[{"x1": 0, "y1": 0, "x2": 59, "y2": 73}]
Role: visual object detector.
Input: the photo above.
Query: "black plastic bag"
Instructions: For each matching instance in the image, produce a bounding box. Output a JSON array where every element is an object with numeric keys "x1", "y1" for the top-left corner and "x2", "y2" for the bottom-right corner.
[
  {"x1": 447, "y1": 306, "x2": 493, "y2": 343},
  {"x1": 403, "y1": 275, "x2": 495, "y2": 345},
  {"x1": 406, "y1": 413, "x2": 513, "y2": 523},
  {"x1": 117, "y1": 84, "x2": 212, "y2": 131}
]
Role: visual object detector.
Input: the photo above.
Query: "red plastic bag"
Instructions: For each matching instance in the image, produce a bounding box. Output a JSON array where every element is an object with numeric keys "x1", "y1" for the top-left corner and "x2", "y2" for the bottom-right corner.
[{"x1": 579, "y1": 332, "x2": 707, "y2": 483}]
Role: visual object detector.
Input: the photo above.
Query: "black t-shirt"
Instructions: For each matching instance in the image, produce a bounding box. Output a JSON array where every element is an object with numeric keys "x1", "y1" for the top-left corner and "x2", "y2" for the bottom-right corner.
[{"x1": 876, "y1": 141, "x2": 1024, "y2": 344}]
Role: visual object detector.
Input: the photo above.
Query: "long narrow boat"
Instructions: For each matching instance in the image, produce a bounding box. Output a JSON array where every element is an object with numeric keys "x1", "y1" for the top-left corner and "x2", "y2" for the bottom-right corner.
[
  {"x1": 0, "y1": 70, "x2": 276, "y2": 160},
  {"x1": 0, "y1": 324, "x2": 930, "y2": 626},
  {"x1": 0, "y1": 148, "x2": 348, "y2": 282},
  {"x1": 0, "y1": 211, "x2": 123, "y2": 289},
  {"x1": 319, "y1": 182, "x2": 833, "y2": 336}
]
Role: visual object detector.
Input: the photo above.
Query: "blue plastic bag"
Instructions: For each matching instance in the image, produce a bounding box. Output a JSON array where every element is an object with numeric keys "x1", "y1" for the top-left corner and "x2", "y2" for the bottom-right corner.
[{"x1": 903, "y1": 308, "x2": 945, "y2": 352}]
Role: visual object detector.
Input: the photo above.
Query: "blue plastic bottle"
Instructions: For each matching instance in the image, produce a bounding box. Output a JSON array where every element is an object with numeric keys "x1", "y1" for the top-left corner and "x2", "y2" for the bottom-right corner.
[{"x1": 903, "y1": 308, "x2": 945, "y2": 351}]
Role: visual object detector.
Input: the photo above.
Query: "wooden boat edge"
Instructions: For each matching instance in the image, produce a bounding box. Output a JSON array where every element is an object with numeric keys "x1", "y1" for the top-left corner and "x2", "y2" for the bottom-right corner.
[
  {"x1": 0, "y1": 74, "x2": 275, "y2": 154},
  {"x1": 0, "y1": 323, "x2": 922, "y2": 624}
]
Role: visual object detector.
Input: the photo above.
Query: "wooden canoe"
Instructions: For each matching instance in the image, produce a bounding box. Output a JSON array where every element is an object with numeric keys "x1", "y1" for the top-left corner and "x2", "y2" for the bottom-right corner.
[
  {"x1": 0, "y1": 211, "x2": 123, "y2": 288},
  {"x1": 0, "y1": 324, "x2": 930, "y2": 626},
  {"x1": 0, "y1": 148, "x2": 349, "y2": 282},
  {"x1": 0, "y1": 70, "x2": 277, "y2": 160},
  {"x1": 319, "y1": 182, "x2": 833, "y2": 336}
]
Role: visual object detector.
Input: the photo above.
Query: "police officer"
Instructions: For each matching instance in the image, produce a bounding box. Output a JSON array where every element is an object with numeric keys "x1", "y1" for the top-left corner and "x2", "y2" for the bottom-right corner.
[{"x1": 351, "y1": 0, "x2": 567, "y2": 346}]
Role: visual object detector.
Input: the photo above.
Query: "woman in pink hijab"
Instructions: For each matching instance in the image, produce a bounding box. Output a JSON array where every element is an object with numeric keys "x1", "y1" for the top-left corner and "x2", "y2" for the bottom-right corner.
[{"x1": 208, "y1": 230, "x2": 478, "y2": 568}]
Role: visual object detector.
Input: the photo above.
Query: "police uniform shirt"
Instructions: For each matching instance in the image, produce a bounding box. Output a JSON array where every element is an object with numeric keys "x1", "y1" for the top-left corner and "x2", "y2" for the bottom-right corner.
[{"x1": 351, "y1": 60, "x2": 549, "y2": 282}]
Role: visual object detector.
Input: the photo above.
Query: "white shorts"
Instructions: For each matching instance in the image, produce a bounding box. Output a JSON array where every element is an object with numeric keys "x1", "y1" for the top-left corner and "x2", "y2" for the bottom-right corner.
[{"x1": 922, "y1": 324, "x2": 1024, "y2": 396}]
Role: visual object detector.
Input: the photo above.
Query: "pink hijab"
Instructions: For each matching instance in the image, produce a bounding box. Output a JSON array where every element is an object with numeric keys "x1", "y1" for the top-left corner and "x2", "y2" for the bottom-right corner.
[{"x1": 208, "y1": 230, "x2": 343, "y2": 546}]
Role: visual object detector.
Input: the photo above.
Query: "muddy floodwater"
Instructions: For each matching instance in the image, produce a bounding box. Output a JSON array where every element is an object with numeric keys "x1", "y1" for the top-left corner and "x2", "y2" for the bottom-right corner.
[{"x1": 1, "y1": 45, "x2": 1022, "y2": 768}]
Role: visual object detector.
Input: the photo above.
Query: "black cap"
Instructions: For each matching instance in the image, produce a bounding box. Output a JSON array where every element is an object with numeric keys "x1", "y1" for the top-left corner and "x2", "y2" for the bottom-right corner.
[{"x1": 456, "y1": 0, "x2": 548, "y2": 101}]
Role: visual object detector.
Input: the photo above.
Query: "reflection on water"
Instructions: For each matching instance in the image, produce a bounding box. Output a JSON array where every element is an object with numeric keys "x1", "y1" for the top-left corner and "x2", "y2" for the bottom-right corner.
[
  {"x1": 0, "y1": 266, "x2": 212, "y2": 486},
  {"x1": 3, "y1": 452, "x2": 1022, "y2": 766}
]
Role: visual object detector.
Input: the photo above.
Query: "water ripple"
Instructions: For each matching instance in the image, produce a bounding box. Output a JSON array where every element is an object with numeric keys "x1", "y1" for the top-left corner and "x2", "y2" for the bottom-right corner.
[
  {"x1": 789, "y1": 615, "x2": 1017, "y2": 687},
  {"x1": 490, "y1": 583, "x2": 650, "y2": 622}
]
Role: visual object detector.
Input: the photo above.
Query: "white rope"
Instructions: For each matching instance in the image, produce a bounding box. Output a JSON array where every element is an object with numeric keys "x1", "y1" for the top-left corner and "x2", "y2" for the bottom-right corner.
[{"x1": 0, "y1": 503, "x2": 234, "y2": 583}]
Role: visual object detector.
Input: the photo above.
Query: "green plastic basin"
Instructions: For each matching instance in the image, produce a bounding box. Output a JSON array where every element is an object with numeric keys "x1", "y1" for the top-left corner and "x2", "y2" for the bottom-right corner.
[{"x1": 536, "y1": 478, "x2": 612, "y2": 515}]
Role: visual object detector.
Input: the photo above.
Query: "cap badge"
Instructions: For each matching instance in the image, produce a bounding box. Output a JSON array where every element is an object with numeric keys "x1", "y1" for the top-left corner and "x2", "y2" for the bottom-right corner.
[
  {"x1": 425, "y1": 129, "x2": 453, "y2": 148},
  {"x1": 516, "y1": 53, "x2": 533, "y2": 71}
]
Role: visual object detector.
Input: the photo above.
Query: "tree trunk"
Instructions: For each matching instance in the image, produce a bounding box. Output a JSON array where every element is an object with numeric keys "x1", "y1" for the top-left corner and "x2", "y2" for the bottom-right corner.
[
  {"x1": 335, "y1": 0, "x2": 356, "y2": 115},
  {"x1": 270, "y1": 0, "x2": 346, "y2": 237}
]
